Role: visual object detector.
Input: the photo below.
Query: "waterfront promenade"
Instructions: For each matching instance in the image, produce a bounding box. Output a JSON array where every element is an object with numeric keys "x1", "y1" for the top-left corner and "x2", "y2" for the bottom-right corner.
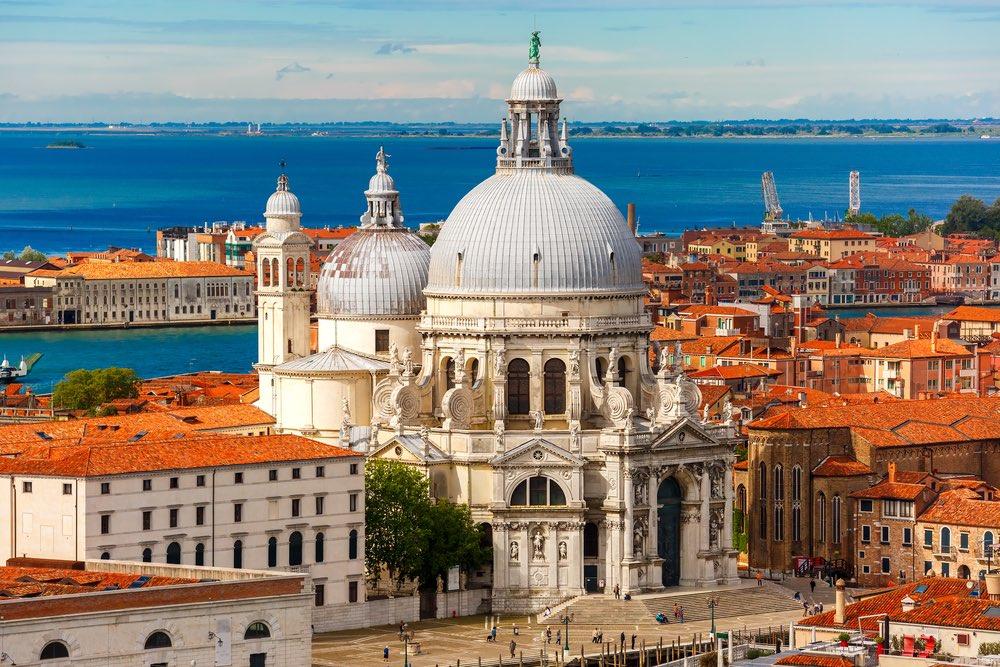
[{"x1": 312, "y1": 585, "x2": 802, "y2": 667}]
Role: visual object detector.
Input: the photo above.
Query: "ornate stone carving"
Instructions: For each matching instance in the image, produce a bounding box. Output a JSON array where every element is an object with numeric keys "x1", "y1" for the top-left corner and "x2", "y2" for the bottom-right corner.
[
  {"x1": 493, "y1": 348, "x2": 506, "y2": 377},
  {"x1": 633, "y1": 518, "x2": 647, "y2": 558},
  {"x1": 721, "y1": 397, "x2": 733, "y2": 425},
  {"x1": 390, "y1": 384, "x2": 419, "y2": 427},
  {"x1": 710, "y1": 463, "x2": 725, "y2": 499},
  {"x1": 532, "y1": 528, "x2": 545, "y2": 560},
  {"x1": 442, "y1": 386, "x2": 473, "y2": 429},
  {"x1": 710, "y1": 507, "x2": 724, "y2": 548},
  {"x1": 558, "y1": 541, "x2": 567, "y2": 561},
  {"x1": 493, "y1": 420, "x2": 505, "y2": 452},
  {"x1": 606, "y1": 385, "x2": 634, "y2": 424},
  {"x1": 569, "y1": 350, "x2": 580, "y2": 379},
  {"x1": 632, "y1": 470, "x2": 649, "y2": 505},
  {"x1": 606, "y1": 347, "x2": 619, "y2": 383},
  {"x1": 402, "y1": 346, "x2": 415, "y2": 377},
  {"x1": 372, "y1": 377, "x2": 396, "y2": 421},
  {"x1": 529, "y1": 410, "x2": 544, "y2": 432},
  {"x1": 569, "y1": 420, "x2": 581, "y2": 451},
  {"x1": 454, "y1": 349, "x2": 466, "y2": 385},
  {"x1": 389, "y1": 341, "x2": 401, "y2": 375},
  {"x1": 510, "y1": 541, "x2": 520, "y2": 561}
]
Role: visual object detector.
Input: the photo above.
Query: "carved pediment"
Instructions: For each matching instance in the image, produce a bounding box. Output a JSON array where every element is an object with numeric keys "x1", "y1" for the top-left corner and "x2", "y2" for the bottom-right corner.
[
  {"x1": 491, "y1": 437, "x2": 585, "y2": 469},
  {"x1": 650, "y1": 418, "x2": 718, "y2": 450},
  {"x1": 369, "y1": 433, "x2": 448, "y2": 464}
]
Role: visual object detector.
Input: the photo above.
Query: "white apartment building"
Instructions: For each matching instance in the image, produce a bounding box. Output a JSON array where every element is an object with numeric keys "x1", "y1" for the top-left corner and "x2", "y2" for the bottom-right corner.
[
  {"x1": 26, "y1": 260, "x2": 255, "y2": 325},
  {"x1": 0, "y1": 559, "x2": 312, "y2": 667},
  {"x1": 0, "y1": 433, "x2": 365, "y2": 632}
]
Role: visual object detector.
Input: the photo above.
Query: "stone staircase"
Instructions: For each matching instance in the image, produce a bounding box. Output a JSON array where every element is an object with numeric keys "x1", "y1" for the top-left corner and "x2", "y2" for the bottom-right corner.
[{"x1": 540, "y1": 588, "x2": 801, "y2": 629}]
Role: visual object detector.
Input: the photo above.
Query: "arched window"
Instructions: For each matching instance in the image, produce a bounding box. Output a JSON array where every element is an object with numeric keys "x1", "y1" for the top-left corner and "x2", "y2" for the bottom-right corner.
[
  {"x1": 832, "y1": 495, "x2": 842, "y2": 544},
  {"x1": 791, "y1": 504, "x2": 801, "y2": 542},
  {"x1": 444, "y1": 356, "x2": 456, "y2": 391},
  {"x1": 595, "y1": 357, "x2": 607, "y2": 381},
  {"x1": 506, "y1": 359, "x2": 530, "y2": 415},
  {"x1": 315, "y1": 532, "x2": 325, "y2": 563},
  {"x1": 268, "y1": 536, "x2": 278, "y2": 567},
  {"x1": 196, "y1": 283, "x2": 201, "y2": 298},
  {"x1": 510, "y1": 476, "x2": 567, "y2": 507},
  {"x1": 773, "y1": 504, "x2": 784, "y2": 542},
  {"x1": 468, "y1": 357, "x2": 480, "y2": 384},
  {"x1": 584, "y1": 522, "x2": 599, "y2": 559},
  {"x1": 142, "y1": 547, "x2": 152, "y2": 563},
  {"x1": 195, "y1": 542, "x2": 205, "y2": 566},
  {"x1": 736, "y1": 485, "x2": 747, "y2": 532},
  {"x1": 543, "y1": 358, "x2": 566, "y2": 414},
  {"x1": 941, "y1": 527, "x2": 952, "y2": 550},
  {"x1": 289, "y1": 531, "x2": 303, "y2": 566},
  {"x1": 233, "y1": 540, "x2": 243, "y2": 569},
  {"x1": 271, "y1": 258, "x2": 279, "y2": 288},
  {"x1": 758, "y1": 462, "x2": 767, "y2": 499},
  {"x1": 166, "y1": 541, "x2": 181, "y2": 565},
  {"x1": 244, "y1": 622, "x2": 271, "y2": 640},
  {"x1": 144, "y1": 631, "x2": 172, "y2": 650},
  {"x1": 261, "y1": 258, "x2": 270, "y2": 287},
  {"x1": 348, "y1": 529, "x2": 359, "y2": 560},
  {"x1": 40, "y1": 641, "x2": 70, "y2": 660},
  {"x1": 617, "y1": 355, "x2": 630, "y2": 387},
  {"x1": 286, "y1": 257, "x2": 295, "y2": 287},
  {"x1": 295, "y1": 257, "x2": 305, "y2": 286},
  {"x1": 817, "y1": 492, "x2": 827, "y2": 543},
  {"x1": 792, "y1": 466, "x2": 802, "y2": 501},
  {"x1": 773, "y1": 464, "x2": 784, "y2": 500},
  {"x1": 984, "y1": 531, "x2": 995, "y2": 557},
  {"x1": 100, "y1": 551, "x2": 110, "y2": 560}
]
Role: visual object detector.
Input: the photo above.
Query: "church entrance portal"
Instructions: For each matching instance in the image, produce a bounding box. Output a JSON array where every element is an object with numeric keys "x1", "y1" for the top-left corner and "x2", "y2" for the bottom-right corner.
[{"x1": 657, "y1": 478, "x2": 682, "y2": 587}]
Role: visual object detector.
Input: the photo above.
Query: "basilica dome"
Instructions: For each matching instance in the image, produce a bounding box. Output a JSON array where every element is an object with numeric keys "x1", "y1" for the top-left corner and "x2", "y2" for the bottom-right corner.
[
  {"x1": 317, "y1": 148, "x2": 430, "y2": 317},
  {"x1": 510, "y1": 64, "x2": 558, "y2": 100}
]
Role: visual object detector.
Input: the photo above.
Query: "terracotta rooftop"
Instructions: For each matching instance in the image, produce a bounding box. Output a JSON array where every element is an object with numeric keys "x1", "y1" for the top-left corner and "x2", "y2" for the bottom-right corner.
[
  {"x1": 650, "y1": 326, "x2": 698, "y2": 343},
  {"x1": 851, "y1": 480, "x2": 927, "y2": 500},
  {"x1": 0, "y1": 433, "x2": 358, "y2": 477},
  {"x1": 945, "y1": 305, "x2": 1000, "y2": 324},
  {"x1": 680, "y1": 336, "x2": 745, "y2": 357},
  {"x1": 894, "y1": 597, "x2": 1000, "y2": 632},
  {"x1": 863, "y1": 338, "x2": 972, "y2": 359},
  {"x1": 51, "y1": 261, "x2": 251, "y2": 280},
  {"x1": 0, "y1": 564, "x2": 195, "y2": 600},
  {"x1": 678, "y1": 305, "x2": 759, "y2": 318},
  {"x1": 303, "y1": 227, "x2": 357, "y2": 240},
  {"x1": 791, "y1": 229, "x2": 874, "y2": 240},
  {"x1": 918, "y1": 489, "x2": 1000, "y2": 528},
  {"x1": 750, "y1": 395, "x2": 1000, "y2": 448},
  {"x1": 812, "y1": 455, "x2": 872, "y2": 478},
  {"x1": 798, "y1": 577, "x2": 979, "y2": 631},
  {"x1": 775, "y1": 654, "x2": 854, "y2": 667},
  {"x1": 689, "y1": 363, "x2": 781, "y2": 380}
]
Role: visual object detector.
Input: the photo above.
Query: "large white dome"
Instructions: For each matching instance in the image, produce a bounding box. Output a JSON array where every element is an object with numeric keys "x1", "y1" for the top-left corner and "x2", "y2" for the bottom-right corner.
[
  {"x1": 510, "y1": 64, "x2": 558, "y2": 100},
  {"x1": 317, "y1": 229, "x2": 430, "y2": 317},
  {"x1": 425, "y1": 170, "x2": 644, "y2": 297}
]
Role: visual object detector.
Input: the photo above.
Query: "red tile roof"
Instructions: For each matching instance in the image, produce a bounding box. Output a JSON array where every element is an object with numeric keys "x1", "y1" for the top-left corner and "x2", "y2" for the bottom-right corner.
[
  {"x1": 798, "y1": 578, "x2": 978, "y2": 631},
  {"x1": 945, "y1": 305, "x2": 1000, "y2": 324},
  {"x1": 678, "y1": 305, "x2": 759, "y2": 318},
  {"x1": 863, "y1": 338, "x2": 972, "y2": 359},
  {"x1": 53, "y1": 261, "x2": 250, "y2": 280},
  {"x1": 812, "y1": 455, "x2": 872, "y2": 478},
  {"x1": 689, "y1": 363, "x2": 781, "y2": 380},
  {"x1": 0, "y1": 434, "x2": 358, "y2": 477},
  {"x1": 792, "y1": 229, "x2": 875, "y2": 240},
  {"x1": 918, "y1": 489, "x2": 1000, "y2": 528},
  {"x1": 775, "y1": 654, "x2": 854, "y2": 667},
  {"x1": 851, "y1": 480, "x2": 927, "y2": 500}
]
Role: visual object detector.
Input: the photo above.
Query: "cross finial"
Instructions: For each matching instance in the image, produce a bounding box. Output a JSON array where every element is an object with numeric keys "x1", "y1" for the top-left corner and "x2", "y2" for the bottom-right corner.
[{"x1": 276, "y1": 160, "x2": 289, "y2": 191}]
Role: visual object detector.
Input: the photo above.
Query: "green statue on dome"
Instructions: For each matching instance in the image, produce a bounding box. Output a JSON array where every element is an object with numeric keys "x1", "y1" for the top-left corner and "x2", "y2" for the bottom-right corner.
[{"x1": 529, "y1": 31, "x2": 541, "y2": 64}]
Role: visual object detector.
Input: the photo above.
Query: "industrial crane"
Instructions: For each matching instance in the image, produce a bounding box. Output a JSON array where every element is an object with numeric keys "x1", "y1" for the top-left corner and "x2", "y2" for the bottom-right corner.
[
  {"x1": 761, "y1": 171, "x2": 783, "y2": 221},
  {"x1": 848, "y1": 170, "x2": 861, "y2": 216}
]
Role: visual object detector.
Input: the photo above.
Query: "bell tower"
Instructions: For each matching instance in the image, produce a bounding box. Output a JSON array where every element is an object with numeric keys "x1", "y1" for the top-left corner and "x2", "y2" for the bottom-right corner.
[{"x1": 253, "y1": 170, "x2": 312, "y2": 414}]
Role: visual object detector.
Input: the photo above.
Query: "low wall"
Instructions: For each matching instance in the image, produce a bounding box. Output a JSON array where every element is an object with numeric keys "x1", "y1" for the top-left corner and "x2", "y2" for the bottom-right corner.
[{"x1": 312, "y1": 588, "x2": 492, "y2": 632}]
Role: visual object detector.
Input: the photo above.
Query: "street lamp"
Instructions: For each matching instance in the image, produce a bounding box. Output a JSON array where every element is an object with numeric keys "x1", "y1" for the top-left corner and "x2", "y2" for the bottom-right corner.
[
  {"x1": 563, "y1": 614, "x2": 571, "y2": 652},
  {"x1": 708, "y1": 597, "x2": 719, "y2": 637},
  {"x1": 403, "y1": 635, "x2": 409, "y2": 667}
]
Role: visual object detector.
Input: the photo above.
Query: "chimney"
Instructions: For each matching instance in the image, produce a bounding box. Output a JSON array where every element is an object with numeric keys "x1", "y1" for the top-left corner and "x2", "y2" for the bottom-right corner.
[
  {"x1": 931, "y1": 329, "x2": 938, "y2": 354},
  {"x1": 835, "y1": 332, "x2": 842, "y2": 349},
  {"x1": 834, "y1": 578, "x2": 847, "y2": 624},
  {"x1": 986, "y1": 574, "x2": 1000, "y2": 600},
  {"x1": 901, "y1": 595, "x2": 916, "y2": 613},
  {"x1": 914, "y1": 324, "x2": 920, "y2": 339},
  {"x1": 904, "y1": 328, "x2": 912, "y2": 340},
  {"x1": 798, "y1": 391, "x2": 807, "y2": 408},
  {"x1": 888, "y1": 462, "x2": 897, "y2": 483},
  {"x1": 627, "y1": 203, "x2": 637, "y2": 236}
]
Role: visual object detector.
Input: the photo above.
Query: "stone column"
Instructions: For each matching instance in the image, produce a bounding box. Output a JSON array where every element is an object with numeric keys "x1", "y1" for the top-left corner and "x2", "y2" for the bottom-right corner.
[
  {"x1": 723, "y1": 463, "x2": 734, "y2": 550},
  {"x1": 605, "y1": 516, "x2": 620, "y2": 596},
  {"x1": 700, "y1": 469, "x2": 711, "y2": 553},
  {"x1": 569, "y1": 524, "x2": 583, "y2": 592},
  {"x1": 648, "y1": 472, "x2": 658, "y2": 559},
  {"x1": 520, "y1": 525, "x2": 530, "y2": 592},
  {"x1": 623, "y1": 470, "x2": 635, "y2": 562},
  {"x1": 530, "y1": 350, "x2": 544, "y2": 415},
  {"x1": 547, "y1": 523, "x2": 558, "y2": 595}
]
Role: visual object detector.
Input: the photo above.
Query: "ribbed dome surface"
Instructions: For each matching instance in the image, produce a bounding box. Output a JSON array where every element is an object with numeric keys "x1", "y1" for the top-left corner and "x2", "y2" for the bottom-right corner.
[
  {"x1": 317, "y1": 229, "x2": 430, "y2": 316},
  {"x1": 368, "y1": 171, "x2": 396, "y2": 193},
  {"x1": 265, "y1": 189, "x2": 301, "y2": 218},
  {"x1": 426, "y1": 170, "x2": 644, "y2": 296},
  {"x1": 510, "y1": 64, "x2": 558, "y2": 100}
]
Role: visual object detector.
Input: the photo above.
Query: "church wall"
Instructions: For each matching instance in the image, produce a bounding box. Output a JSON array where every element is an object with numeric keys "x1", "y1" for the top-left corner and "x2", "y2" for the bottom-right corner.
[
  {"x1": 273, "y1": 373, "x2": 373, "y2": 439},
  {"x1": 318, "y1": 316, "x2": 420, "y2": 357}
]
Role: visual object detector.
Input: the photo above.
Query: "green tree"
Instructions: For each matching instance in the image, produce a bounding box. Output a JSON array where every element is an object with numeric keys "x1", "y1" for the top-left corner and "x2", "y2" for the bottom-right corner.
[
  {"x1": 942, "y1": 195, "x2": 989, "y2": 234},
  {"x1": 52, "y1": 367, "x2": 140, "y2": 413},
  {"x1": 364, "y1": 460, "x2": 489, "y2": 591},
  {"x1": 2, "y1": 246, "x2": 47, "y2": 262}
]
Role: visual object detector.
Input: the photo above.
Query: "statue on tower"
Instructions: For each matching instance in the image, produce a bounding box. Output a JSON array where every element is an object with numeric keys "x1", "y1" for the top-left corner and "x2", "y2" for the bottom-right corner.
[
  {"x1": 529, "y1": 31, "x2": 541, "y2": 64},
  {"x1": 375, "y1": 146, "x2": 389, "y2": 173}
]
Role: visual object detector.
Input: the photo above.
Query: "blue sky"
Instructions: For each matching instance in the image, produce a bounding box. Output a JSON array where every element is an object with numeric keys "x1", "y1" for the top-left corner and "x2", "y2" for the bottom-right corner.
[{"x1": 1, "y1": 0, "x2": 998, "y2": 122}]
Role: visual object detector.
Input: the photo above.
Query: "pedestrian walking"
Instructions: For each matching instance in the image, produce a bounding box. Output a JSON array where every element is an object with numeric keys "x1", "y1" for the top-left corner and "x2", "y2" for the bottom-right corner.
[
  {"x1": 620, "y1": 631, "x2": 626, "y2": 649},
  {"x1": 810, "y1": 579, "x2": 816, "y2": 594},
  {"x1": 631, "y1": 633, "x2": 637, "y2": 650},
  {"x1": 614, "y1": 583, "x2": 621, "y2": 600},
  {"x1": 756, "y1": 571, "x2": 763, "y2": 587},
  {"x1": 593, "y1": 628, "x2": 600, "y2": 643},
  {"x1": 546, "y1": 627, "x2": 553, "y2": 644},
  {"x1": 557, "y1": 629, "x2": 562, "y2": 645},
  {"x1": 510, "y1": 639, "x2": 517, "y2": 658},
  {"x1": 383, "y1": 646, "x2": 390, "y2": 663},
  {"x1": 673, "y1": 603, "x2": 679, "y2": 620},
  {"x1": 513, "y1": 622, "x2": 519, "y2": 636},
  {"x1": 491, "y1": 625, "x2": 498, "y2": 642},
  {"x1": 802, "y1": 601, "x2": 809, "y2": 617},
  {"x1": 679, "y1": 606, "x2": 685, "y2": 623}
]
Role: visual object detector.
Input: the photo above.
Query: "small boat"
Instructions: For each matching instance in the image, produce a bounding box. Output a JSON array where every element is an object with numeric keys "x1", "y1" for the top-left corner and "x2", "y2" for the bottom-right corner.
[
  {"x1": 982, "y1": 134, "x2": 993, "y2": 140},
  {"x1": 0, "y1": 352, "x2": 41, "y2": 384}
]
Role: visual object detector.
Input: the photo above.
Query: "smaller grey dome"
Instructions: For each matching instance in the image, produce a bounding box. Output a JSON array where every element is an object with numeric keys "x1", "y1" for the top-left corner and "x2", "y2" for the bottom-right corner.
[
  {"x1": 317, "y1": 229, "x2": 430, "y2": 317},
  {"x1": 510, "y1": 64, "x2": 558, "y2": 100},
  {"x1": 368, "y1": 170, "x2": 396, "y2": 193}
]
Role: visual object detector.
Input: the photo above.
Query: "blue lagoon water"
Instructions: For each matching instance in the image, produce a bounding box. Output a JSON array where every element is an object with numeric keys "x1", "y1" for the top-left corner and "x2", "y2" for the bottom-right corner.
[{"x1": 0, "y1": 132, "x2": 997, "y2": 388}]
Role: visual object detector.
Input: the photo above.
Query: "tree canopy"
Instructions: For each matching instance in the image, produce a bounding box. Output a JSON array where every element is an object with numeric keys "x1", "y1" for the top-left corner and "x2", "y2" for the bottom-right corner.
[
  {"x1": 365, "y1": 460, "x2": 489, "y2": 590},
  {"x1": 940, "y1": 195, "x2": 1000, "y2": 237},
  {"x1": 52, "y1": 367, "x2": 140, "y2": 414},
  {"x1": 2, "y1": 245, "x2": 48, "y2": 262},
  {"x1": 845, "y1": 209, "x2": 934, "y2": 237}
]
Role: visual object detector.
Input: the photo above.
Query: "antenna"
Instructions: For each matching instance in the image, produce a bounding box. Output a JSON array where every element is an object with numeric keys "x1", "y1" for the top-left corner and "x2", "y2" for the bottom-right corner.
[{"x1": 279, "y1": 159, "x2": 287, "y2": 171}]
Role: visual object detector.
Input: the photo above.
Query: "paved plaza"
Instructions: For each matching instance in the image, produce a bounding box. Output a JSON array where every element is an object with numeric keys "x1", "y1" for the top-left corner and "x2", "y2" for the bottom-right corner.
[{"x1": 312, "y1": 583, "x2": 803, "y2": 667}]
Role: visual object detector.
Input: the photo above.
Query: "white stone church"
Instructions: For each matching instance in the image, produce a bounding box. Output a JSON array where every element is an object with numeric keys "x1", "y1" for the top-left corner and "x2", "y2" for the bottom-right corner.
[{"x1": 254, "y1": 42, "x2": 739, "y2": 613}]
